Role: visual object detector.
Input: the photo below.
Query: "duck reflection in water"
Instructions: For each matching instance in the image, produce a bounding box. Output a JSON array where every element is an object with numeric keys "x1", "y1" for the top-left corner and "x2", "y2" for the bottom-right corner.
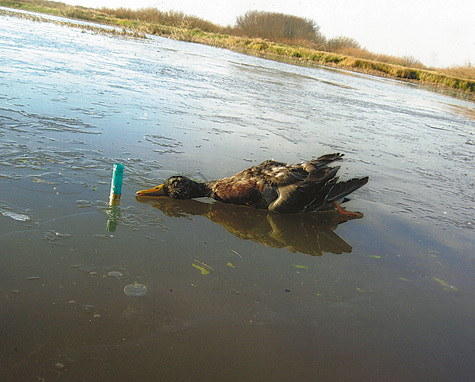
[{"x1": 136, "y1": 197, "x2": 356, "y2": 256}]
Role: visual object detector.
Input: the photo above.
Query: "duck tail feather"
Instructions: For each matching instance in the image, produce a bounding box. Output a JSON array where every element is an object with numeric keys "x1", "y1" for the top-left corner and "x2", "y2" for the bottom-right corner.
[
  {"x1": 326, "y1": 176, "x2": 369, "y2": 202},
  {"x1": 303, "y1": 178, "x2": 339, "y2": 211},
  {"x1": 315, "y1": 153, "x2": 344, "y2": 162}
]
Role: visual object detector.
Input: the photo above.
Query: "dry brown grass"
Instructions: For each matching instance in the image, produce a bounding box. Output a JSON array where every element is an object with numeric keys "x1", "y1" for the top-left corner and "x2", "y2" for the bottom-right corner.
[
  {"x1": 98, "y1": 7, "x2": 228, "y2": 34},
  {"x1": 435, "y1": 64, "x2": 475, "y2": 81},
  {"x1": 328, "y1": 46, "x2": 427, "y2": 69}
]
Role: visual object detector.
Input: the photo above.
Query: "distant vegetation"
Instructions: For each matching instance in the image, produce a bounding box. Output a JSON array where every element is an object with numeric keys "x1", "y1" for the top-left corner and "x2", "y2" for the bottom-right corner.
[
  {"x1": 1, "y1": 0, "x2": 474, "y2": 98},
  {"x1": 98, "y1": 6, "x2": 229, "y2": 34},
  {"x1": 235, "y1": 10, "x2": 325, "y2": 46}
]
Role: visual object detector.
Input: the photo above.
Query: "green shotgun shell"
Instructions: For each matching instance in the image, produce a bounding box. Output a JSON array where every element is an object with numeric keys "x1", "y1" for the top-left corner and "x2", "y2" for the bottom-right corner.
[{"x1": 109, "y1": 163, "x2": 124, "y2": 205}]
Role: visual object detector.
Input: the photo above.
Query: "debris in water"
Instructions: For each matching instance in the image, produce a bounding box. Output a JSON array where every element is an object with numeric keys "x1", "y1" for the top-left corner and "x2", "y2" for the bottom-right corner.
[
  {"x1": 292, "y1": 264, "x2": 309, "y2": 269},
  {"x1": 192, "y1": 259, "x2": 214, "y2": 275},
  {"x1": 192, "y1": 263, "x2": 211, "y2": 275},
  {"x1": 108, "y1": 271, "x2": 123, "y2": 277},
  {"x1": 124, "y1": 283, "x2": 148, "y2": 297},
  {"x1": 2, "y1": 211, "x2": 30, "y2": 221},
  {"x1": 231, "y1": 249, "x2": 243, "y2": 258},
  {"x1": 43, "y1": 230, "x2": 71, "y2": 245},
  {"x1": 368, "y1": 255, "x2": 381, "y2": 259},
  {"x1": 76, "y1": 199, "x2": 94, "y2": 208},
  {"x1": 226, "y1": 262, "x2": 235, "y2": 268},
  {"x1": 27, "y1": 277, "x2": 41, "y2": 280},
  {"x1": 193, "y1": 259, "x2": 214, "y2": 271},
  {"x1": 32, "y1": 177, "x2": 55, "y2": 185},
  {"x1": 432, "y1": 277, "x2": 458, "y2": 291},
  {"x1": 54, "y1": 362, "x2": 65, "y2": 370},
  {"x1": 93, "y1": 234, "x2": 110, "y2": 239}
]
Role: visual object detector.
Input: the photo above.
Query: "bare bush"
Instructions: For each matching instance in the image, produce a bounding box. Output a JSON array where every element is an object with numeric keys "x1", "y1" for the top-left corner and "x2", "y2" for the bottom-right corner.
[{"x1": 236, "y1": 10, "x2": 322, "y2": 44}]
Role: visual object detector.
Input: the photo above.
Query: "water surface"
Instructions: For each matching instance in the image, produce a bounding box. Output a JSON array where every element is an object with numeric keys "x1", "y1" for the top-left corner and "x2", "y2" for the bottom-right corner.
[{"x1": 0, "y1": 11, "x2": 474, "y2": 381}]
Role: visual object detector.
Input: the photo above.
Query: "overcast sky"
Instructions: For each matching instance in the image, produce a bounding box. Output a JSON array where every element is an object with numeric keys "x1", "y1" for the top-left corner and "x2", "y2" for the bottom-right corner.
[{"x1": 61, "y1": 0, "x2": 474, "y2": 67}]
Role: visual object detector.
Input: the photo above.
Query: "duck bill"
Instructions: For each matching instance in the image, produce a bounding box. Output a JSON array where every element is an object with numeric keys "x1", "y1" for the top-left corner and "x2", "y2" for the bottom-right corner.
[{"x1": 136, "y1": 184, "x2": 166, "y2": 197}]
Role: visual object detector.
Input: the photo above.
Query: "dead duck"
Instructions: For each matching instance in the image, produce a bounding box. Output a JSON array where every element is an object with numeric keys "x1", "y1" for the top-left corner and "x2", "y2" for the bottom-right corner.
[{"x1": 136, "y1": 153, "x2": 368, "y2": 218}]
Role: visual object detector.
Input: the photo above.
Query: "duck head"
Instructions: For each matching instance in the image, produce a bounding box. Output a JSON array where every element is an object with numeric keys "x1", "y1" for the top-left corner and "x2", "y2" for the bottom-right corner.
[{"x1": 136, "y1": 176, "x2": 210, "y2": 199}]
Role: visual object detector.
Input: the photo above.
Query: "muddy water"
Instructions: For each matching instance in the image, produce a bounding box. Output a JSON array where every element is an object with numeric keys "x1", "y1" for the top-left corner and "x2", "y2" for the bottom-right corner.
[{"x1": 0, "y1": 11, "x2": 474, "y2": 381}]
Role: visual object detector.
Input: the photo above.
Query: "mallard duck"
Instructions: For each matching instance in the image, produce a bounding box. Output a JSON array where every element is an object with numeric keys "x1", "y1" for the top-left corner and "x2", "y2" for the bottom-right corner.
[{"x1": 136, "y1": 153, "x2": 368, "y2": 218}]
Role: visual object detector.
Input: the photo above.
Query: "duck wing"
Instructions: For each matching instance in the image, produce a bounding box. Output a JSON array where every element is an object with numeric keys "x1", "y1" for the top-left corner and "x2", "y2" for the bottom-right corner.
[
  {"x1": 267, "y1": 153, "x2": 367, "y2": 213},
  {"x1": 268, "y1": 166, "x2": 340, "y2": 213},
  {"x1": 253, "y1": 153, "x2": 344, "y2": 187}
]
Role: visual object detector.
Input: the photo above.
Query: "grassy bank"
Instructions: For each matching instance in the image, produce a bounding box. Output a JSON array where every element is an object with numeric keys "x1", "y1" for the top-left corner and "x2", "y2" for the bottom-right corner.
[{"x1": 1, "y1": 0, "x2": 474, "y2": 99}]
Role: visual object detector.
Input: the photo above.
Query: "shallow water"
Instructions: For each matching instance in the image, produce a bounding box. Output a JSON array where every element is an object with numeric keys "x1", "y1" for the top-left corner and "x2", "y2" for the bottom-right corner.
[{"x1": 0, "y1": 11, "x2": 474, "y2": 381}]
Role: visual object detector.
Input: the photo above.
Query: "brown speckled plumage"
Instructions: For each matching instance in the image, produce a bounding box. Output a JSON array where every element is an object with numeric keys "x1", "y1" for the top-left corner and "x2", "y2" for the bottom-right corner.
[{"x1": 136, "y1": 153, "x2": 368, "y2": 215}]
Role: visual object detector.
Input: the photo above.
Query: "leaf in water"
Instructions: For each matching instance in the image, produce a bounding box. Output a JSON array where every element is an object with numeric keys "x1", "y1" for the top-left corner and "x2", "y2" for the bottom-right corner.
[
  {"x1": 192, "y1": 263, "x2": 210, "y2": 275},
  {"x1": 368, "y1": 255, "x2": 381, "y2": 259},
  {"x1": 292, "y1": 264, "x2": 309, "y2": 269},
  {"x1": 226, "y1": 262, "x2": 235, "y2": 268},
  {"x1": 398, "y1": 277, "x2": 410, "y2": 282},
  {"x1": 32, "y1": 177, "x2": 55, "y2": 185},
  {"x1": 432, "y1": 277, "x2": 458, "y2": 291}
]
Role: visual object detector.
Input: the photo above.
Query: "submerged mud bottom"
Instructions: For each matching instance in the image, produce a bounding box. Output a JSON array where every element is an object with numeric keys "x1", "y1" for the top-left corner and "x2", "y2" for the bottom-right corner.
[
  {"x1": 1, "y1": 198, "x2": 472, "y2": 381},
  {"x1": 9, "y1": 320, "x2": 455, "y2": 381}
]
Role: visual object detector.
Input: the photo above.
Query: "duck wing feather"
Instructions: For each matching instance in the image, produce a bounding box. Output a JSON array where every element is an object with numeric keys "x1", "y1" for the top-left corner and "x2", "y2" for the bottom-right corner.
[{"x1": 268, "y1": 166, "x2": 341, "y2": 213}]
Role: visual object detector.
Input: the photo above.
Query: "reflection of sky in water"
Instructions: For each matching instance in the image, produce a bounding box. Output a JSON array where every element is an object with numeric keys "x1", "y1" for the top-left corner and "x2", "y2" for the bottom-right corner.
[
  {"x1": 1, "y1": 13, "x2": 473, "y2": 233},
  {"x1": 0, "y1": 12, "x2": 474, "y2": 381}
]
